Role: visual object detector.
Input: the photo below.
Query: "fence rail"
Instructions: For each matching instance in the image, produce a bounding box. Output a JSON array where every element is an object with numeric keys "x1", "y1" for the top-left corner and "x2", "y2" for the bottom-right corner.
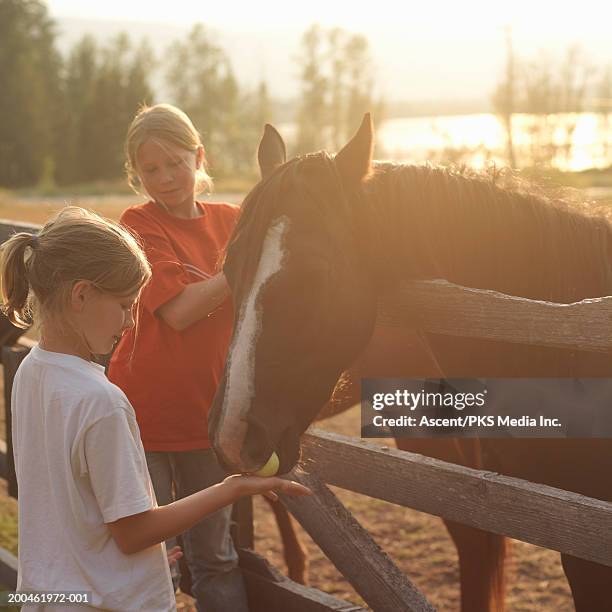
[
  {"x1": 301, "y1": 430, "x2": 612, "y2": 567},
  {"x1": 378, "y1": 279, "x2": 612, "y2": 352}
]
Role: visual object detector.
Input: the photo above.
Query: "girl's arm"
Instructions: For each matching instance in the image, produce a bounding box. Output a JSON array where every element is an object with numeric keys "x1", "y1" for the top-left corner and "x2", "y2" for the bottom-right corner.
[
  {"x1": 156, "y1": 272, "x2": 229, "y2": 331},
  {"x1": 107, "y1": 475, "x2": 310, "y2": 555}
]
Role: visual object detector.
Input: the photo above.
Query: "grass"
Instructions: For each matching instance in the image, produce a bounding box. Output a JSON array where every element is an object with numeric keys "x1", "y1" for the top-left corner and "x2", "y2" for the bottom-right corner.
[
  {"x1": 0, "y1": 473, "x2": 18, "y2": 561},
  {"x1": 8, "y1": 175, "x2": 257, "y2": 200},
  {"x1": 0, "y1": 181, "x2": 250, "y2": 228},
  {"x1": 0, "y1": 589, "x2": 19, "y2": 612},
  {"x1": 525, "y1": 166, "x2": 612, "y2": 190},
  {"x1": 0, "y1": 493, "x2": 18, "y2": 557}
]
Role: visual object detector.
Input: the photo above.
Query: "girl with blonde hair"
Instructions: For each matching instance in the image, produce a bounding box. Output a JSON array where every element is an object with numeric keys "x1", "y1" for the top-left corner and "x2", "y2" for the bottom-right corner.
[
  {"x1": 1, "y1": 207, "x2": 309, "y2": 611},
  {"x1": 109, "y1": 103, "x2": 250, "y2": 610}
]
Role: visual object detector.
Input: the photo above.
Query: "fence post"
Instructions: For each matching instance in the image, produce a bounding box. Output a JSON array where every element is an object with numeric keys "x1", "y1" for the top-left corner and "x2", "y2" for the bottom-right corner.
[
  {"x1": 3, "y1": 344, "x2": 31, "y2": 499},
  {"x1": 231, "y1": 495, "x2": 254, "y2": 550},
  {"x1": 280, "y1": 470, "x2": 435, "y2": 612}
]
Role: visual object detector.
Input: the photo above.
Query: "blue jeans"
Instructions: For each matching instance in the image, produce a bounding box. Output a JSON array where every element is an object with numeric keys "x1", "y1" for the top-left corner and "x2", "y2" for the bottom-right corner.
[{"x1": 145, "y1": 449, "x2": 249, "y2": 612}]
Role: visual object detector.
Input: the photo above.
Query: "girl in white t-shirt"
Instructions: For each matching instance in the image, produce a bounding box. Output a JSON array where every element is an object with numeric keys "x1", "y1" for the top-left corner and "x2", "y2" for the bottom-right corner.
[{"x1": 0, "y1": 207, "x2": 310, "y2": 611}]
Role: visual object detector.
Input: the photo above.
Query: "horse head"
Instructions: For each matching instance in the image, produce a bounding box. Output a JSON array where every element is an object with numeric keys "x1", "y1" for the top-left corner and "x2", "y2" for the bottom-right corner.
[{"x1": 209, "y1": 116, "x2": 378, "y2": 474}]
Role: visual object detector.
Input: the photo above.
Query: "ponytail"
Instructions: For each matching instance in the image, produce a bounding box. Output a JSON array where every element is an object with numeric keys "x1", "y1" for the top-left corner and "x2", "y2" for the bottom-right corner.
[
  {"x1": 1, "y1": 233, "x2": 39, "y2": 329},
  {"x1": 1, "y1": 208, "x2": 150, "y2": 333}
]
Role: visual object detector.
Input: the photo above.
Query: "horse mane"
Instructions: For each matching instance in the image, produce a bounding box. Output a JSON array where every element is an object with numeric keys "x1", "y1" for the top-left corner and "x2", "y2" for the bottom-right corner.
[
  {"x1": 364, "y1": 163, "x2": 612, "y2": 302},
  {"x1": 226, "y1": 151, "x2": 612, "y2": 305}
]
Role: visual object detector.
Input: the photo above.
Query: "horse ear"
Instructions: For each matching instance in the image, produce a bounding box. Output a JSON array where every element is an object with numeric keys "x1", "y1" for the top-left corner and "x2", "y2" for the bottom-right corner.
[
  {"x1": 335, "y1": 113, "x2": 373, "y2": 185},
  {"x1": 258, "y1": 124, "x2": 287, "y2": 179}
]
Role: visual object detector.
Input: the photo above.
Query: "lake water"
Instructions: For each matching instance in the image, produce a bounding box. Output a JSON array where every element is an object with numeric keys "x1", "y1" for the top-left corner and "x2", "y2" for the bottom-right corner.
[{"x1": 281, "y1": 112, "x2": 612, "y2": 171}]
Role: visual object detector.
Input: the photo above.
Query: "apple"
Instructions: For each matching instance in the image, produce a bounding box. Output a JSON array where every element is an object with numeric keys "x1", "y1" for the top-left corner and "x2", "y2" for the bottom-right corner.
[{"x1": 253, "y1": 452, "x2": 280, "y2": 477}]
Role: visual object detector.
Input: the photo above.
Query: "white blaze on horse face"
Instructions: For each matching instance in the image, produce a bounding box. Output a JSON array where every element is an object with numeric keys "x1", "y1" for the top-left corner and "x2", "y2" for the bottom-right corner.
[{"x1": 216, "y1": 216, "x2": 289, "y2": 469}]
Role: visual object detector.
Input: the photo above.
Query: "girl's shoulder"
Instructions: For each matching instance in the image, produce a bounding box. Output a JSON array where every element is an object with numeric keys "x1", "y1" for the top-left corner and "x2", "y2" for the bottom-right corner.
[
  {"x1": 199, "y1": 201, "x2": 240, "y2": 219},
  {"x1": 20, "y1": 347, "x2": 132, "y2": 420},
  {"x1": 198, "y1": 202, "x2": 240, "y2": 231},
  {"x1": 119, "y1": 202, "x2": 166, "y2": 236},
  {"x1": 120, "y1": 201, "x2": 158, "y2": 224}
]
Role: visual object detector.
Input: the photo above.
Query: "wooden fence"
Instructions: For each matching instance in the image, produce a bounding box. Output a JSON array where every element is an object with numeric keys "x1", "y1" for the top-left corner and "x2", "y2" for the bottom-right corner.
[{"x1": 1, "y1": 218, "x2": 611, "y2": 611}]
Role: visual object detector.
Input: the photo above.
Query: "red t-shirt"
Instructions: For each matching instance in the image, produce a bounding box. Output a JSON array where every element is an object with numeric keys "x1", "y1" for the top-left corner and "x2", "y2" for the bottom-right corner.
[{"x1": 108, "y1": 200, "x2": 239, "y2": 451}]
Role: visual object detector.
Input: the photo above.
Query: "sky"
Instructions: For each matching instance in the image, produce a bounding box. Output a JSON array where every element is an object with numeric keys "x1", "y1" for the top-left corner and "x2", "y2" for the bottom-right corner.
[
  {"x1": 46, "y1": 0, "x2": 612, "y2": 34},
  {"x1": 47, "y1": 0, "x2": 609, "y2": 36},
  {"x1": 45, "y1": 1, "x2": 611, "y2": 102}
]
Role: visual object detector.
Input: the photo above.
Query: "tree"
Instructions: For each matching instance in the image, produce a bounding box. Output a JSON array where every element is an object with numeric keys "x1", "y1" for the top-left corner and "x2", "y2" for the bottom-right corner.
[
  {"x1": 556, "y1": 45, "x2": 593, "y2": 165},
  {"x1": 56, "y1": 35, "x2": 99, "y2": 184},
  {"x1": 492, "y1": 26, "x2": 516, "y2": 167},
  {"x1": 230, "y1": 80, "x2": 274, "y2": 178},
  {"x1": 520, "y1": 46, "x2": 594, "y2": 167},
  {"x1": 295, "y1": 24, "x2": 329, "y2": 154},
  {"x1": 327, "y1": 28, "x2": 346, "y2": 150},
  {"x1": 254, "y1": 80, "x2": 272, "y2": 129},
  {"x1": 597, "y1": 65, "x2": 611, "y2": 161},
  {"x1": 90, "y1": 34, "x2": 154, "y2": 180},
  {"x1": 343, "y1": 33, "x2": 374, "y2": 142},
  {"x1": 0, "y1": 0, "x2": 62, "y2": 186},
  {"x1": 57, "y1": 33, "x2": 154, "y2": 184},
  {"x1": 165, "y1": 24, "x2": 241, "y2": 176},
  {"x1": 294, "y1": 24, "x2": 380, "y2": 155},
  {"x1": 493, "y1": 42, "x2": 595, "y2": 168}
]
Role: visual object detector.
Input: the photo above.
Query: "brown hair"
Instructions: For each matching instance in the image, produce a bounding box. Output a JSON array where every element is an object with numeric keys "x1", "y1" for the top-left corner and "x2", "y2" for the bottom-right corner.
[
  {"x1": 0, "y1": 207, "x2": 151, "y2": 329},
  {"x1": 124, "y1": 103, "x2": 213, "y2": 195}
]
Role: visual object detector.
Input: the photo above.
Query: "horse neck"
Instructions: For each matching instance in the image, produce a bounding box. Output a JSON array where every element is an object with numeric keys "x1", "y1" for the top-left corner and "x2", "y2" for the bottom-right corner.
[
  {"x1": 361, "y1": 163, "x2": 612, "y2": 302},
  {"x1": 359, "y1": 163, "x2": 465, "y2": 289}
]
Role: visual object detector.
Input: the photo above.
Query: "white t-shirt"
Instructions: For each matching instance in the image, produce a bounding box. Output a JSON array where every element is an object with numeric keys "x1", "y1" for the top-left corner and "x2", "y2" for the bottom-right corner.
[{"x1": 11, "y1": 345, "x2": 176, "y2": 611}]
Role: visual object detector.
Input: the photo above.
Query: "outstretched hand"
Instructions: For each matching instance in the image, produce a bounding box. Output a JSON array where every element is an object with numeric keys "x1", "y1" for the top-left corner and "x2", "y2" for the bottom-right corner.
[
  {"x1": 167, "y1": 545, "x2": 182, "y2": 566},
  {"x1": 224, "y1": 474, "x2": 312, "y2": 501}
]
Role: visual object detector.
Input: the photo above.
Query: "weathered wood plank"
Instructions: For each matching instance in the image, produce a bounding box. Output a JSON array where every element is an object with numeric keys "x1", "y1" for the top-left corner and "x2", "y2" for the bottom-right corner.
[
  {"x1": 0, "y1": 219, "x2": 42, "y2": 245},
  {"x1": 239, "y1": 549, "x2": 365, "y2": 612},
  {"x1": 231, "y1": 496, "x2": 254, "y2": 550},
  {"x1": 302, "y1": 430, "x2": 612, "y2": 567},
  {"x1": 378, "y1": 279, "x2": 612, "y2": 352},
  {"x1": 0, "y1": 439, "x2": 6, "y2": 480},
  {"x1": 0, "y1": 547, "x2": 17, "y2": 591},
  {"x1": 280, "y1": 471, "x2": 435, "y2": 612},
  {"x1": 0, "y1": 316, "x2": 26, "y2": 351},
  {"x1": 2, "y1": 344, "x2": 31, "y2": 499}
]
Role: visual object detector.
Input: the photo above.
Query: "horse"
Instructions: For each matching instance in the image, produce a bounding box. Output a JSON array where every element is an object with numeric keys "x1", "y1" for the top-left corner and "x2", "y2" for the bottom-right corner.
[{"x1": 208, "y1": 115, "x2": 612, "y2": 611}]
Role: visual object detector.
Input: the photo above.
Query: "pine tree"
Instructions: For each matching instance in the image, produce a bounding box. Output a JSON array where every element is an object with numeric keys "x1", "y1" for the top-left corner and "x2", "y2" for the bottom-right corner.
[
  {"x1": 57, "y1": 35, "x2": 98, "y2": 184},
  {"x1": 343, "y1": 33, "x2": 373, "y2": 141},
  {"x1": 294, "y1": 25, "x2": 379, "y2": 155},
  {"x1": 295, "y1": 24, "x2": 328, "y2": 154},
  {"x1": 58, "y1": 33, "x2": 154, "y2": 184},
  {"x1": 165, "y1": 24, "x2": 239, "y2": 176},
  {"x1": 0, "y1": 0, "x2": 62, "y2": 186}
]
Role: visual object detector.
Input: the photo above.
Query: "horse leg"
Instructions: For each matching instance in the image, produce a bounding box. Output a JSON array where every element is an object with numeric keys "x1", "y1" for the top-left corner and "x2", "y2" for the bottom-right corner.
[
  {"x1": 264, "y1": 496, "x2": 308, "y2": 584},
  {"x1": 561, "y1": 554, "x2": 612, "y2": 612},
  {"x1": 448, "y1": 439, "x2": 508, "y2": 612},
  {"x1": 396, "y1": 436, "x2": 507, "y2": 612},
  {"x1": 444, "y1": 520, "x2": 507, "y2": 612}
]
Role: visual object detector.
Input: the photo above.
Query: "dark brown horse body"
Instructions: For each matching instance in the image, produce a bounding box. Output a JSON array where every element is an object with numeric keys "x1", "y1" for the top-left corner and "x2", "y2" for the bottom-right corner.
[{"x1": 209, "y1": 116, "x2": 612, "y2": 611}]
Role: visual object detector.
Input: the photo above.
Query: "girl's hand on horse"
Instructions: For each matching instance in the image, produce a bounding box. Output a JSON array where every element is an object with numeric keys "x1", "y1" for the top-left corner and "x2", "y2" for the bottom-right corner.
[{"x1": 223, "y1": 474, "x2": 312, "y2": 501}]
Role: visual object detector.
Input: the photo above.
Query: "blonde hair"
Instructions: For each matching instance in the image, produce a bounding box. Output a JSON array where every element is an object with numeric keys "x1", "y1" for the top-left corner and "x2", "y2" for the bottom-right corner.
[
  {"x1": 0, "y1": 207, "x2": 151, "y2": 329},
  {"x1": 125, "y1": 103, "x2": 213, "y2": 195}
]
